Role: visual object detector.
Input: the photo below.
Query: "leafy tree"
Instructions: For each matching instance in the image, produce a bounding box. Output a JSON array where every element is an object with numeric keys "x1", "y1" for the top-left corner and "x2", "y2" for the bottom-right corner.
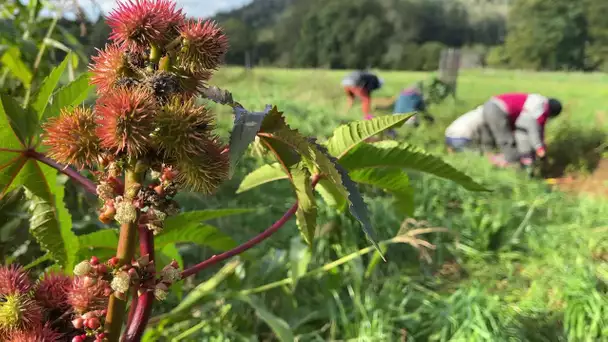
[{"x1": 505, "y1": 0, "x2": 587, "y2": 70}]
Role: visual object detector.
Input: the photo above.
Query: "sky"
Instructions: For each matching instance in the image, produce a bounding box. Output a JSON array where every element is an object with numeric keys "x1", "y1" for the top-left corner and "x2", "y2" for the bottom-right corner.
[{"x1": 79, "y1": 0, "x2": 252, "y2": 20}]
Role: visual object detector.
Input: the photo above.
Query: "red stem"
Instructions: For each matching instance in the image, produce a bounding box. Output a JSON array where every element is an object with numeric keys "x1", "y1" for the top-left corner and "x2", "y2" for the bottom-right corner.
[
  {"x1": 26, "y1": 150, "x2": 97, "y2": 195},
  {"x1": 180, "y1": 175, "x2": 321, "y2": 278},
  {"x1": 122, "y1": 225, "x2": 155, "y2": 341}
]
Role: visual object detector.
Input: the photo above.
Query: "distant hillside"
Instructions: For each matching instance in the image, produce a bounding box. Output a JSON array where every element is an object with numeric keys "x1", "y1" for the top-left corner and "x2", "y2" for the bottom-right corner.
[{"x1": 213, "y1": 0, "x2": 294, "y2": 29}]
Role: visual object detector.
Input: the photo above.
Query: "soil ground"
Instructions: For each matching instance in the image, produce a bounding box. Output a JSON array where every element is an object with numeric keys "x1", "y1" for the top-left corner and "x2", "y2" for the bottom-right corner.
[{"x1": 548, "y1": 159, "x2": 608, "y2": 198}]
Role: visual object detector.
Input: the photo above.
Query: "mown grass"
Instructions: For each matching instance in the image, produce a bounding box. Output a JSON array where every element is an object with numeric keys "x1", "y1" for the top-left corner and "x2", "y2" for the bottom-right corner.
[{"x1": 148, "y1": 68, "x2": 608, "y2": 341}]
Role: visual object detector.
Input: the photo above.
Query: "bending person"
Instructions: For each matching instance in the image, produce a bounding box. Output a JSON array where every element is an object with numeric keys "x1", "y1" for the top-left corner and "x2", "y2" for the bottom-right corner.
[
  {"x1": 481, "y1": 93, "x2": 562, "y2": 167},
  {"x1": 341, "y1": 70, "x2": 384, "y2": 120}
]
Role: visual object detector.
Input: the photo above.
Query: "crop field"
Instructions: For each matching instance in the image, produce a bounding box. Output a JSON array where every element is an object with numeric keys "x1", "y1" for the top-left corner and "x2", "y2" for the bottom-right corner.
[{"x1": 140, "y1": 68, "x2": 608, "y2": 341}]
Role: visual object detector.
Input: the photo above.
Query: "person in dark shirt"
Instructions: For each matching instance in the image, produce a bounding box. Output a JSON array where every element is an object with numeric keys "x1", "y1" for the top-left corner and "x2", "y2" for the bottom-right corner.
[{"x1": 342, "y1": 70, "x2": 384, "y2": 120}]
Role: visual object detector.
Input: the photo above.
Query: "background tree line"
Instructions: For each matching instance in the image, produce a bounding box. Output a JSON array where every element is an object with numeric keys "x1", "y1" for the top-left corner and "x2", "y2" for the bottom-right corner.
[{"x1": 66, "y1": 0, "x2": 608, "y2": 71}]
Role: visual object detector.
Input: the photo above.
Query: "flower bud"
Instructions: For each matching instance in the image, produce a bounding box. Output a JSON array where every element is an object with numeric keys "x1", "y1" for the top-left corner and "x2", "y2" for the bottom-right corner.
[
  {"x1": 86, "y1": 317, "x2": 101, "y2": 330},
  {"x1": 111, "y1": 271, "x2": 131, "y2": 293},
  {"x1": 72, "y1": 317, "x2": 85, "y2": 329},
  {"x1": 74, "y1": 261, "x2": 93, "y2": 277}
]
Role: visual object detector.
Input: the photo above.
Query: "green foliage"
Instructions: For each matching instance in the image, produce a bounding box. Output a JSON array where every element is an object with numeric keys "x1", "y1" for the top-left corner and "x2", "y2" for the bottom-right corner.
[
  {"x1": 41, "y1": 72, "x2": 94, "y2": 121},
  {"x1": 505, "y1": 0, "x2": 587, "y2": 70},
  {"x1": 1, "y1": 47, "x2": 33, "y2": 87},
  {"x1": 23, "y1": 163, "x2": 78, "y2": 271},
  {"x1": 157, "y1": 209, "x2": 254, "y2": 250},
  {"x1": 340, "y1": 141, "x2": 489, "y2": 192},
  {"x1": 32, "y1": 53, "x2": 70, "y2": 117},
  {"x1": 235, "y1": 295, "x2": 295, "y2": 342}
]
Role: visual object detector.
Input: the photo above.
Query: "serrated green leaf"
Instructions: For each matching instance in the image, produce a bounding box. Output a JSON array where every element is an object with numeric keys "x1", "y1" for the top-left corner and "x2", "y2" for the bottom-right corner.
[
  {"x1": 315, "y1": 179, "x2": 347, "y2": 210},
  {"x1": 310, "y1": 140, "x2": 383, "y2": 257},
  {"x1": 332, "y1": 158, "x2": 383, "y2": 258},
  {"x1": 291, "y1": 165, "x2": 317, "y2": 245},
  {"x1": 1, "y1": 47, "x2": 32, "y2": 87},
  {"x1": 42, "y1": 72, "x2": 93, "y2": 121},
  {"x1": 0, "y1": 94, "x2": 38, "y2": 147},
  {"x1": 349, "y1": 168, "x2": 415, "y2": 215},
  {"x1": 22, "y1": 161, "x2": 78, "y2": 270},
  {"x1": 258, "y1": 108, "x2": 348, "y2": 200},
  {"x1": 228, "y1": 105, "x2": 272, "y2": 176},
  {"x1": 289, "y1": 236, "x2": 311, "y2": 290},
  {"x1": 340, "y1": 141, "x2": 489, "y2": 192},
  {"x1": 236, "y1": 163, "x2": 288, "y2": 194},
  {"x1": 32, "y1": 53, "x2": 70, "y2": 117},
  {"x1": 258, "y1": 108, "x2": 382, "y2": 254},
  {"x1": 326, "y1": 114, "x2": 412, "y2": 158},
  {"x1": 235, "y1": 295, "x2": 294, "y2": 342},
  {"x1": 157, "y1": 209, "x2": 253, "y2": 250}
]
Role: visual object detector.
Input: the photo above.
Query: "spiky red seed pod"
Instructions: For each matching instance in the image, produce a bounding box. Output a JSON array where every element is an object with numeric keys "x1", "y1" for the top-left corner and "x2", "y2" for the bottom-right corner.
[
  {"x1": 179, "y1": 19, "x2": 228, "y2": 71},
  {"x1": 67, "y1": 277, "x2": 110, "y2": 314},
  {"x1": 42, "y1": 107, "x2": 100, "y2": 169},
  {"x1": 95, "y1": 87, "x2": 157, "y2": 157},
  {"x1": 154, "y1": 97, "x2": 214, "y2": 159},
  {"x1": 90, "y1": 256, "x2": 100, "y2": 266},
  {"x1": 0, "y1": 266, "x2": 32, "y2": 296},
  {"x1": 34, "y1": 272, "x2": 71, "y2": 311},
  {"x1": 0, "y1": 294, "x2": 43, "y2": 334},
  {"x1": 107, "y1": 0, "x2": 185, "y2": 50},
  {"x1": 6, "y1": 323, "x2": 63, "y2": 342},
  {"x1": 173, "y1": 139, "x2": 229, "y2": 194},
  {"x1": 89, "y1": 44, "x2": 134, "y2": 94}
]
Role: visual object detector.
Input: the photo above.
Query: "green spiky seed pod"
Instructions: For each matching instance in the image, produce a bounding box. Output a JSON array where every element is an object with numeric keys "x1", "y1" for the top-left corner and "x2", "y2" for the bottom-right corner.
[
  {"x1": 173, "y1": 139, "x2": 229, "y2": 194},
  {"x1": 153, "y1": 97, "x2": 214, "y2": 159},
  {"x1": 0, "y1": 294, "x2": 43, "y2": 334}
]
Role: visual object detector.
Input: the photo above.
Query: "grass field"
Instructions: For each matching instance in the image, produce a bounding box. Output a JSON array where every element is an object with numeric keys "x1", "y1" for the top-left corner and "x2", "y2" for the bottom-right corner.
[{"x1": 145, "y1": 68, "x2": 608, "y2": 341}]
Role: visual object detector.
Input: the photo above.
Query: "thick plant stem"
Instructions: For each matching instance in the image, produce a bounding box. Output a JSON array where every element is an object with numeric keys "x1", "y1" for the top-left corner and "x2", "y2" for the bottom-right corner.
[
  {"x1": 122, "y1": 225, "x2": 155, "y2": 342},
  {"x1": 104, "y1": 169, "x2": 144, "y2": 342},
  {"x1": 180, "y1": 175, "x2": 321, "y2": 278}
]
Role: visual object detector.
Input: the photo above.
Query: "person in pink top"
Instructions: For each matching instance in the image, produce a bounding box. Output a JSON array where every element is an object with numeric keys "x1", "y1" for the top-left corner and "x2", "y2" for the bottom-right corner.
[{"x1": 479, "y1": 93, "x2": 562, "y2": 168}]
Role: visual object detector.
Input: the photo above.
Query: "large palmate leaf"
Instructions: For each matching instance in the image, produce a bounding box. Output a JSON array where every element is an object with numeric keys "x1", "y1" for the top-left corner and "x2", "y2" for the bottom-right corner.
[
  {"x1": 326, "y1": 114, "x2": 412, "y2": 158},
  {"x1": 340, "y1": 141, "x2": 489, "y2": 192},
  {"x1": 0, "y1": 94, "x2": 38, "y2": 147},
  {"x1": 22, "y1": 162, "x2": 79, "y2": 270},
  {"x1": 235, "y1": 295, "x2": 295, "y2": 342},
  {"x1": 32, "y1": 53, "x2": 70, "y2": 117},
  {"x1": 228, "y1": 105, "x2": 272, "y2": 175},
  {"x1": 254, "y1": 108, "x2": 382, "y2": 252},
  {"x1": 42, "y1": 72, "x2": 94, "y2": 121},
  {"x1": 348, "y1": 168, "x2": 415, "y2": 215},
  {"x1": 157, "y1": 209, "x2": 253, "y2": 250}
]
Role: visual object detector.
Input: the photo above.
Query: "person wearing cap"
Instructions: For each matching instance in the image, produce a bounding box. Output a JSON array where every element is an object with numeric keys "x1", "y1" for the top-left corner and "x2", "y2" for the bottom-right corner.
[
  {"x1": 342, "y1": 70, "x2": 384, "y2": 120},
  {"x1": 480, "y1": 93, "x2": 562, "y2": 168}
]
